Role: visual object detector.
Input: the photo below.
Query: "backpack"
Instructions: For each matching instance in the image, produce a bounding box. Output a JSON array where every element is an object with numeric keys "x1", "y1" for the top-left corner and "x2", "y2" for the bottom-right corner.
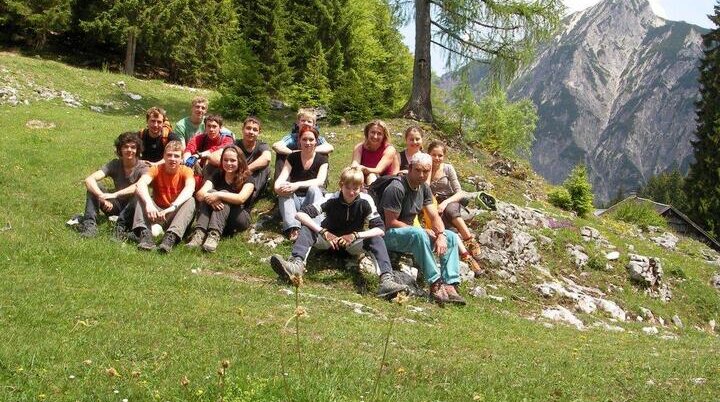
[
  {"x1": 139, "y1": 121, "x2": 173, "y2": 146},
  {"x1": 367, "y1": 174, "x2": 403, "y2": 210}
]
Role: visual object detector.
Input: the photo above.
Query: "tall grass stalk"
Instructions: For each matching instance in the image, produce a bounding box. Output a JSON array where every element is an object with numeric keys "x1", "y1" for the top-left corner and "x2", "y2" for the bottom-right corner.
[{"x1": 372, "y1": 292, "x2": 407, "y2": 401}]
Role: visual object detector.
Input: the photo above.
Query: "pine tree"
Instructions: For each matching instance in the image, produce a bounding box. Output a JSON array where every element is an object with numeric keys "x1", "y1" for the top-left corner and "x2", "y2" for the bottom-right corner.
[
  {"x1": 235, "y1": 0, "x2": 292, "y2": 97},
  {"x1": 291, "y1": 41, "x2": 331, "y2": 107},
  {"x1": 0, "y1": 0, "x2": 73, "y2": 48},
  {"x1": 215, "y1": 37, "x2": 268, "y2": 118},
  {"x1": 685, "y1": 2, "x2": 720, "y2": 239}
]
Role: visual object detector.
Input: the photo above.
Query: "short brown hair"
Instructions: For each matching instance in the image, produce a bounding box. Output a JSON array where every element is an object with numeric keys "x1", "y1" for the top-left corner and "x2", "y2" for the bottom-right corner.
[
  {"x1": 146, "y1": 106, "x2": 167, "y2": 121},
  {"x1": 164, "y1": 140, "x2": 183, "y2": 153}
]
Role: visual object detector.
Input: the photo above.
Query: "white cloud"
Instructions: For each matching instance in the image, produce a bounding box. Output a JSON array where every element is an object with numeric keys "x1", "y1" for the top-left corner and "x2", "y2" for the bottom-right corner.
[
  {"x1": 648, "y1": 0, "x2": 669, "y2": 19},
  {"x1": 564, "y1": 0, "x2": 670, "y2": 19},
  {"x1": 564, "y1": 0, "x2": 601, "y2": 14}
]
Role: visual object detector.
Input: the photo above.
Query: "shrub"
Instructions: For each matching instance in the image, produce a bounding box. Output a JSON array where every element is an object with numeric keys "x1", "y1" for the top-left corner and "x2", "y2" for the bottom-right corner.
[
  {"x1": 548, "y1": 187, "x2": 572, "y2": 210},
  {"x1": 564, "y1": 165, "x2": 594, "y2": 217},
  {"x1": 609, "y1": 202, "x2": 667, "y2": 231}
]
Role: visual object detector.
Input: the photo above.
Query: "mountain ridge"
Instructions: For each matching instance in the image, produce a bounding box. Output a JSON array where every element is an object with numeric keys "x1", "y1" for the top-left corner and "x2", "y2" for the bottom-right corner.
[{"x1": 445, "y1": 0, "x2": 708, "y2": 202}]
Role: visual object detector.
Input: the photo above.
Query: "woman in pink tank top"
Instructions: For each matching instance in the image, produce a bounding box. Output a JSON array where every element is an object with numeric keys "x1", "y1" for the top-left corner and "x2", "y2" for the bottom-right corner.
[{"x1": 350, "y1": 120, "x2": 399, "y2": 185}]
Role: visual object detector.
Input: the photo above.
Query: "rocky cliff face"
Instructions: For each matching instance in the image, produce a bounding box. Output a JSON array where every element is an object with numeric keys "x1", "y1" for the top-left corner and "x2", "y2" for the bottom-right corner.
[{"x1": 451, "y1": 0, "x2": 706, "y2": 202}]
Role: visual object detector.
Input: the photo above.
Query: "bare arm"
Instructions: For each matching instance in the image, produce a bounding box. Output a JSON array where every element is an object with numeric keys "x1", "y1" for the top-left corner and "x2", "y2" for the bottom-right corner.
[
  {"x1": 315, "y1": 142, "x2": 334, "y2": 154},
  {"x1": 365, "y1": 145, "x2": 397, "y2": 175},
  {"x1": 272, "y1": 140, "x2": 293, "y2": 155},
  {"x1": 84, "y1": 170, "x2": 107, "y2": 198},
  {"x1": 274, "y1": 160, "x2": 292, "y2": 191},
  {"x1": 212, "y1": 182, "x2": 254, "y2": 205},
  {"x1": 195, "y1": 179, "x2": 214, "y2": 201},
  {"x1": 383, "y1": 209, "x2": 409, "y2": 229},
  {"x1": 350, "y1": 143, "x2": 363, "y2": 167},
  {"x1": 423, "y1": 203, "x2": 448, "y2": 255},
  {"x1": 247, "y1": 150, "x2": 271, "y2": 173}
]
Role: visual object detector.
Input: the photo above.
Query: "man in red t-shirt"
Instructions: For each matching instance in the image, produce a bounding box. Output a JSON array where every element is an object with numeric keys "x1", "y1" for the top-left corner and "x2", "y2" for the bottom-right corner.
[{"x1": 133, "y1": 141, "x2": 196, "y2": 252}]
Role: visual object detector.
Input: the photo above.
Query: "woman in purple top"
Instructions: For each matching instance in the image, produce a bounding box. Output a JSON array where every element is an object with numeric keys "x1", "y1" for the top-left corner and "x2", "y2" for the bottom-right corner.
[{"x1": 351, "y1": 120, "x2": 399, "y2": 185}]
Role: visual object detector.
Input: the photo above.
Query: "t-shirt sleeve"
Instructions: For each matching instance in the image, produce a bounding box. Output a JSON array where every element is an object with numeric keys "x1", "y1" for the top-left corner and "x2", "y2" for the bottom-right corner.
[
  {"x1": 421, "y1": 184, "x2": 433, "y2": 206},
  {"x1": 380, "y1": 182, "x2": 404, "y2": 214},
  {"x1": 101, "y1": 159, "x2": 118, "y2": 176},
  {"x1": 179, "y1": 166, "x2": 194, "y2": 181},
  {"x1": 447, "y1": 164, "x2": 461, "y2": 193},
  {"x1": 148, "y1": 165, "x2": 160, "y2": 179}
]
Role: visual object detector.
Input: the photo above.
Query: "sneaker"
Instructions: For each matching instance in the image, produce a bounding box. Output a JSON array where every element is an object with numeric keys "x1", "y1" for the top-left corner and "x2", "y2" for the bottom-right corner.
[
  {"x1": 77, "y1": 219, "x2": 98, "y2": 238},
  {"x1": 377, "y1": 272, "x2": 408, "y2": 299},
  {"x1": 158, "y1": 232, "x2": 179, "y2": 253},
  {"x1": 270, "y1": 255, "x2": 305, "y2": 281},
  {"x1": 443, "y1": 284, "x2": 467, "y2": 305},
  {"x1": 137, "y1": 229, "x2": 156, "y2": 251},
  {"x1": 202, "y1": 230, "x2": 221, "y2": 253},
  {"x1": 186, "y1": 229, "x2": 206, "y2": 248},
  {"x1": 429, "y1": 280, "x2": 449, "y2": 305}
]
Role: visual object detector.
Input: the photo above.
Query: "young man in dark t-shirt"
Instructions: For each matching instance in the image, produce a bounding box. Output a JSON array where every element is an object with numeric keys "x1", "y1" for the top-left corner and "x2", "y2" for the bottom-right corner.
[
  {"x1": 208, "y1": 116, "x2": 271, "y2": 206},
  {"x1": 379, "y1": 152, "x2": 465, "y2": 305},
  {"x1": 139, "y1": 107, "x2": 180, "y2": 164},
  {"x1": 270, "y1": 167, "x2": 407, "y2": 298}
]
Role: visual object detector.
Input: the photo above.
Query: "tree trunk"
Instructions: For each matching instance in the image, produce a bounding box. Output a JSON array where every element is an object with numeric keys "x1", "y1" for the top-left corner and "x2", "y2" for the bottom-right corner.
[
  {"x1": 124, "y1": 29, "x2": 137, "y2": 76},
  {"x1": 400, "y1": 0, "x2": 433, "y2": 122}
]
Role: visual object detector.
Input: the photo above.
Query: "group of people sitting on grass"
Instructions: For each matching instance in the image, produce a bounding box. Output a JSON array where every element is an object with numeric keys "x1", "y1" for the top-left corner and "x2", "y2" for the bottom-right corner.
[{"x1": 73, "y1": 97, "x2": 485, "y2": 304}]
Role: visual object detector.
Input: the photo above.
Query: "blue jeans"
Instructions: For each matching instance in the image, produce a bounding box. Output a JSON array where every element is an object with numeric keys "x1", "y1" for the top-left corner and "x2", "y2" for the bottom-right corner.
[
  {"x1": 384, "y1": 226, "x2": 460, "y2": 285},
  {"x1": 278, "y1": 186, "x2": 323, "y2": 231}
]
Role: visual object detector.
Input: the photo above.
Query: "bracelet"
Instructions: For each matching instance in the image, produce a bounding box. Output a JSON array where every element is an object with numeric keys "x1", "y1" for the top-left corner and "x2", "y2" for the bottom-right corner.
[
  {"x1": 319, "y1": 228, "x2": 328, "y2": 237},
  {"x1": 436, "y1": 231, "x2": 446, "y2": 238},
  {"x1": 352, "y1": 232, "x2": 358, "y2": 241}
]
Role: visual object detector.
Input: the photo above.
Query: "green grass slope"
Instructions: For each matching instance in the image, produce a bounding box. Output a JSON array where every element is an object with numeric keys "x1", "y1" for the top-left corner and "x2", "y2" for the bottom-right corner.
[{"x1": 1, "y1": 52, "x2": 719, "y2": 401}]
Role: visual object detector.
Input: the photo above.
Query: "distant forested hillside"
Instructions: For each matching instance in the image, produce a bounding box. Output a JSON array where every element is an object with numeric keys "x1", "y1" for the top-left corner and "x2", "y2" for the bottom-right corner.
[{"x1": 0, "y1": 0, "x2": 412, "y2": 121}]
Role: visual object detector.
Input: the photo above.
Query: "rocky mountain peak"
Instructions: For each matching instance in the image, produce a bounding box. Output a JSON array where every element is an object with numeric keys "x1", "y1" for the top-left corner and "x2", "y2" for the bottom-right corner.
[{"x1": 451, "y1": 0, "x2": 707, "y2": 202}]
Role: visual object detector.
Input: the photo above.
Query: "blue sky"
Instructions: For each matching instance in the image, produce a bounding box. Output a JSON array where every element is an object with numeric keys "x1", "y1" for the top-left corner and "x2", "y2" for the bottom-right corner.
[{"x1": 401, "y1": 0, "x2": 717, "y2": 75}]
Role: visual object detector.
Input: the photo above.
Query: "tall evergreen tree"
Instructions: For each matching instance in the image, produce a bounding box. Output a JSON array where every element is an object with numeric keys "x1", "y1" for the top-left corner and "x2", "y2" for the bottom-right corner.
[
  {"x1": 685, "y1": 2, "x2": 720, "y2": 239},
  {"x1": 640, "y1": 170, "x2": 688, "y2": 212},
  {"x1": 0, "y1": 0, "x2": 73, "y2": 48},
  {"x1": 235, "y1": 0, "x2": 292, "y2": 96},
  {"x1": 391, "y1": 0, "x2": 563, "y2": 122}
]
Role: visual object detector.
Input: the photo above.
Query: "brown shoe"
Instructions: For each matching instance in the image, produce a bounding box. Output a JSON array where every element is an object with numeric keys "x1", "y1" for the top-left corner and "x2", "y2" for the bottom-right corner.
[
  {"x1": 443, "y1": 284, "x2": 466, "y2": 305},
  {"x1": 464, "y1": 237, "x2": 482, "y2": 258},
  {"x1": 429, "y1": 280, "x2": 449, "y2": 305},
  {"x1": 462, "y1": 253, "x2": 483, "y2": 278}
]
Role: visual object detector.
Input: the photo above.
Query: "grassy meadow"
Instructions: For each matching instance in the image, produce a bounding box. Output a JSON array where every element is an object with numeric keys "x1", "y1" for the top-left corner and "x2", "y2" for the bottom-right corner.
[{"x1": 1, "y1": 52, "x2": 719, "y2": 401}]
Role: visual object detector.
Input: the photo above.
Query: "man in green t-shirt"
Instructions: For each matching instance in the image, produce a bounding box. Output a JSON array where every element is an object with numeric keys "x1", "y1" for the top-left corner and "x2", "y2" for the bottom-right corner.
[{"x1": 174, "y1": 96, "x2": 208, "y2": 146}]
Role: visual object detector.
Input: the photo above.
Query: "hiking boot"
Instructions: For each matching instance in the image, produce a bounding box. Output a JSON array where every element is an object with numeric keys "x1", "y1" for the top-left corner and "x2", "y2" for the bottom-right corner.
[
  {"x1": 158, "y1": 232, "x2": 179, "y2": 253},
  {"x1": 77, "y1": 219, "x2": 98, "y2": 238},
  {"x1": 186, "y1": 228, "x2": 206, "y2": 248},
  {"x1": 111, "y1": 224, "x2": 129, "y2": 242},
  {"x1": 462, "y1": 253, "x2": 483, "y2": 278},
  {"x1": 137, "y1": 229, "x2": 156, "y2": 251},
  {"x1": 443, "y1": 284, "x2": 467, "y2": 306},
  {"x1": 429, "y1": 280, "x2": 449, "y2": 305},
  {"x1": 202, "y1": 230, "x2": 221, "y2": 253},
  {"x1": 270, "y1": 255, "x2": 305, "y2": 281},
  {"x1": 377, "y1": 272, "x2": 408, "y2": 299}
]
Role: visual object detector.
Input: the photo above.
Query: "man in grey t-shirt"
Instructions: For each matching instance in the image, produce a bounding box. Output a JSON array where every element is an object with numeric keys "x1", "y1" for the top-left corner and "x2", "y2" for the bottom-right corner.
[{"x1": 379, "y1": 152, "x2": 464, "y2": 305}]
